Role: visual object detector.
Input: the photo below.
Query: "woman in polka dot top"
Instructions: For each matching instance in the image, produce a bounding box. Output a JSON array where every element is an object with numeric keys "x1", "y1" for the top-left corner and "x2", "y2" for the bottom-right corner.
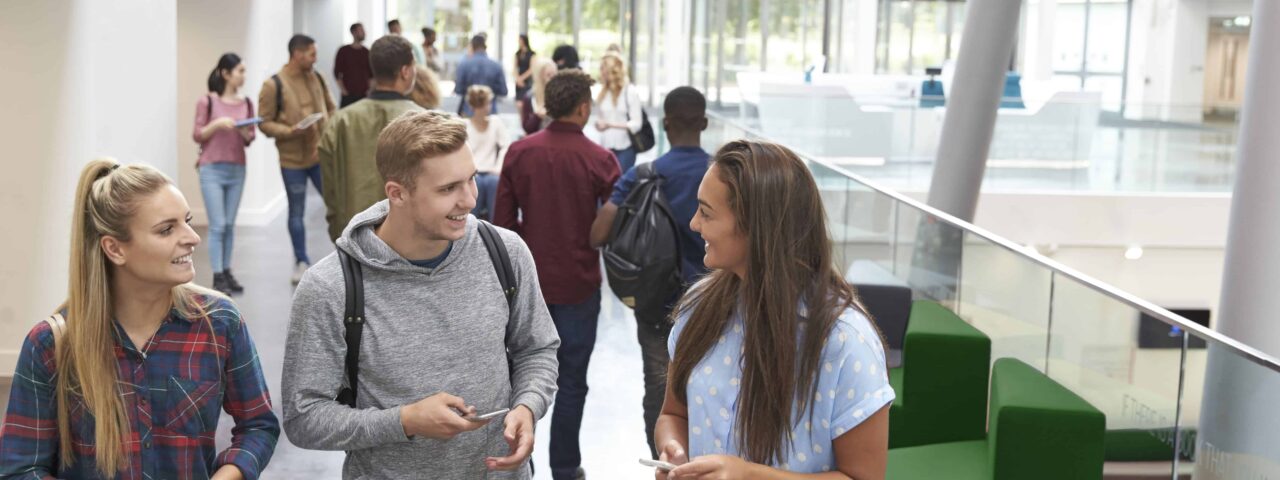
[{"x1": 654, "y1": 140, "x2": 894, "y2": 479}]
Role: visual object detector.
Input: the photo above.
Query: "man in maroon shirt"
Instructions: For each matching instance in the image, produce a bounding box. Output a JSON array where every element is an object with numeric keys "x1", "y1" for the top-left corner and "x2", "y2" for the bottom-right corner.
[
  {"x1": 334, "y1": 23, "x2": 372, "y2": 108},
  {"x1": 494, "y1": 69, "x2": 620, "y2": 480}
]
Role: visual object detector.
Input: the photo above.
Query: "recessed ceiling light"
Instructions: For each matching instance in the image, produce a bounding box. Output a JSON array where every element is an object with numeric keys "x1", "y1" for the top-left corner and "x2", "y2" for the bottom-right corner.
[{"x1": 1125, "y1": 245, "x2": 1144, "y2": 260}]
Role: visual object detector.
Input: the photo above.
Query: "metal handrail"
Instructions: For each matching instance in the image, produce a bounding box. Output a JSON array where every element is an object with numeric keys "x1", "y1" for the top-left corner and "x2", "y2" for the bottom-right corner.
[{"x1": 705, "y1": 110, "x2": 1280, "y2": 374}]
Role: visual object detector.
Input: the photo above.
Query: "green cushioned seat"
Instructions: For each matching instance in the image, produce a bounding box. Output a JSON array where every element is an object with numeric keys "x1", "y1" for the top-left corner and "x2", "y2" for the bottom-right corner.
[
  {"x1": 1105, "y1": 428, "x2": 1196, "y2": 461},
  {"x1": 888, "y1": 358, "x2": 1106, "y2": 480},
  {"x1": 889, "y1": 300, "x2": 991, "y2": 449}
]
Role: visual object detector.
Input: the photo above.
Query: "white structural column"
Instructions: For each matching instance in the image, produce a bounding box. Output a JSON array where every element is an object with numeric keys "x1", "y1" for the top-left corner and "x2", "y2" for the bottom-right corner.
[
  {"x1": 909, "y1": 0, "x2": 1022, "y2": 300},
  {"x1": 925, "y1": 0, "x2": 1024, "y2": 221},
  {"x1": 0, "y1": 0, "x2": 180, "y2": 374},
  {"x1": 1211, "y1": 0, "x2": 1280, "y2": 362},
  {"x1": 1196, "y1": 1, "x2": 1280, "y2": 478}
]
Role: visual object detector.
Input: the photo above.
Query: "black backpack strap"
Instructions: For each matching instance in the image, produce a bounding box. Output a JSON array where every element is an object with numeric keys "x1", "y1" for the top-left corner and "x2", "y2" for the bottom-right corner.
[
  {"x1": 272, "y1": 74, "x2": 284, "y2": 121},
  {"x1": 205, "y1": 94, "x2": 214, "y2": 123},
  {"x1": 477, "y1": 221, "x2": 517, "y2": 309},
  {"x1": 336, "y1": 248, "x2": 365, "y2": 408},
  {"x1": 635, "y1": 160, "x2": 657, "y2": 180},
  {"x1": 315, "y1": 71, "x2": 329, "y2": 103}
]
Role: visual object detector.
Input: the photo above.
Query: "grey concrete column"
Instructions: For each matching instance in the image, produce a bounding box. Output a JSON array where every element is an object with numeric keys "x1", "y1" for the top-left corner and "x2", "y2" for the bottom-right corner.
[
  {"x1": 1197, "y1": 2, "x2": 1280, "y2": 476},
  {"x1": 925, "y1": 0, "x2": 1024, "y2": 222}
]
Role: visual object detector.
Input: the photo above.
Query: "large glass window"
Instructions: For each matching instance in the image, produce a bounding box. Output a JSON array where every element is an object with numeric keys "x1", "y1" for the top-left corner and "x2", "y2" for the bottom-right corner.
[
  {"x1": 1051, "y1": 0, "x2": 1130, "y2": 111},
  {"x1": 529, "y1": 0, "x2": 575, "y2": 55},
  {"x1": 875, "y1": 0, "x2": 965, "y2": 75}
]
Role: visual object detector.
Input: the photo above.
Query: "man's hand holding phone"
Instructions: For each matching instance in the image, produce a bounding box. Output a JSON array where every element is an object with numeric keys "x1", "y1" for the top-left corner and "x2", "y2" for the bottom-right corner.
[
  {"x1": 400, "y1": 392, "x2": 490, "y2": 439},
  {"x1": 484, "y1": 405, "x2": 536, "y2": 471}
]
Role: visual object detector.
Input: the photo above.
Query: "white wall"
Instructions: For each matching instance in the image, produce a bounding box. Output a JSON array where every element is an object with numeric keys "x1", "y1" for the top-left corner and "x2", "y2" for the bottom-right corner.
[
  {"x1": 294, "y1": 0, "x2": 347, "y2": 104},
  {"x1": 177, "y1": 0, "x2": 295, "y2": 231},
  {"x1": 0, "y1": 1, "x2": 180, "y2": 373},
  {"x1": 1127, "y1": 0, "x2": 1253, "y2": 120}
]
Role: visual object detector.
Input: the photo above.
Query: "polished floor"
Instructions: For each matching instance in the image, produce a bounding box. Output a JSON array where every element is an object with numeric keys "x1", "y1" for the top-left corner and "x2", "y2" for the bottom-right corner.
[{"x1": 201, "y1": 186, "x2": 659, "y2": 478}]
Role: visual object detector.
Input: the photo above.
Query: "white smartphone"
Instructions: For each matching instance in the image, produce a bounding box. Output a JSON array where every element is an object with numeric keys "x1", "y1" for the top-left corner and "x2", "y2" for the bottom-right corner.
[
  {"x1": 639, "y1": 458, "x2": 676, "y2": 471},
  {"x1": 467, "y1": 408, "x2": 511, "y2": 422}
]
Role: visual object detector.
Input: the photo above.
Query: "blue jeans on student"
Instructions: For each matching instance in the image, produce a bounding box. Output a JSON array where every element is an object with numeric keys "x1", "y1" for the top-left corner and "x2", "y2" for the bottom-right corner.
[
  {"x1": 472, "y1": 172, "x2": 499, "y2": 221},
  {"x1": 198, "y1": 163, "x2": 246, "y2": 273},
  {"x1": 280, "y1": 164, "x2": 322, "y2": 264},
  {"x1": 548, "y1": 289, "x2": 602, "y2": 480},
  {"x1": 612, "y1": 147, "x2": 637, "y2": 174}
]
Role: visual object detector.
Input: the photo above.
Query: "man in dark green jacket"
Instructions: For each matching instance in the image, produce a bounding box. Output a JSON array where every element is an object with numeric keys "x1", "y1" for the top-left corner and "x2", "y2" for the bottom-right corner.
[{"x1": 319, "y1": 34, "x2": 424, "y2": 241}]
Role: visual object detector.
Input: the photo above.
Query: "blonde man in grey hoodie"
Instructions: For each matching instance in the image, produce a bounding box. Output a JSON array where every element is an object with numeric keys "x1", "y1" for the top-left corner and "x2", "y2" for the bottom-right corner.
[{"x1": 283, "y1": 111, "x2": 560, "y2": 479}]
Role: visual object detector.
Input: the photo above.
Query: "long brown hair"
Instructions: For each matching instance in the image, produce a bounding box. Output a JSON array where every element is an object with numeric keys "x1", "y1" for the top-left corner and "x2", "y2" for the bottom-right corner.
[
  {"x1": 669, "y1": 140, "x2": 867, "y2": 465},
  {"x1": 59, "y1": 158, "x2": 225, "y2": 475}
]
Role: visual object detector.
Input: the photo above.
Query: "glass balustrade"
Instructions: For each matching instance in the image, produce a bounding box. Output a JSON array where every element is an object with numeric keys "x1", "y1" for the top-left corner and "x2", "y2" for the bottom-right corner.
[{"x1": 701, "y1": 110, "x2": 1280, "y2": 476}]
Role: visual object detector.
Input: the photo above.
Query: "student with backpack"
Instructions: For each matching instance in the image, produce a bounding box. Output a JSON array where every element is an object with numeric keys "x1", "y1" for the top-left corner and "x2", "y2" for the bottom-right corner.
[
  {"x1": 589, "y1": 86, "x2": 712, "y2": 460},
  {"x1": 194, "y1": 53, "x2": 256, "y2": 295},
  {"x1": 259, "y1": 34, "x2": 336, "y2": 284},
  {"x1": 282, "y1": 111, "x2": 560, "y2": 479}
]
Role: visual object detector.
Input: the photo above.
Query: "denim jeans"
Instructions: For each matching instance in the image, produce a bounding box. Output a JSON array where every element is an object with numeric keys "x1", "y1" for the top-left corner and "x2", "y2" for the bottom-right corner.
[
  {"x1": 612, "y1": 146, "x2": 637, "y2": 174},
  {"x1": 198, "y1": 163, "x2": 246, "y2": 273},
  {"x1": 472, "y1": 172, "x2": 499, "y2": 221},
  {"x1": 548, "y1": 290, "x2": 602, "y2": 480},
  {"x1": 280, "y1": 164, "x2": 322, "y2": 264}
]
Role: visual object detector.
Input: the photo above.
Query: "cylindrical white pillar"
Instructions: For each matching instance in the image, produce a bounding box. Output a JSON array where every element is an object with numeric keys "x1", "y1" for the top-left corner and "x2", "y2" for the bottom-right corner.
[
  {"x1": 925, "y1": 0, "x2": 1024, "y2": 221},
  {"x1": 1197, "y1": 2, "x2": 1280, "y2": 477}
]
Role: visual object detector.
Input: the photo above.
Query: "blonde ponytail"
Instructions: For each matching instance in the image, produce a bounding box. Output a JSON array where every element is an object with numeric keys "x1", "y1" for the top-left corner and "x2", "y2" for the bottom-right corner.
[{"x1": 58, "y1": 158, "x2": 224, "y2": 475}]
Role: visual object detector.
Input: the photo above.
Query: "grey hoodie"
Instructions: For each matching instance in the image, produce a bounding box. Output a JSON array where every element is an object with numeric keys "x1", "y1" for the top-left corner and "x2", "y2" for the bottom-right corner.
[{"x1": 282, "y1": 200, "x2": 560, "y2": 479}]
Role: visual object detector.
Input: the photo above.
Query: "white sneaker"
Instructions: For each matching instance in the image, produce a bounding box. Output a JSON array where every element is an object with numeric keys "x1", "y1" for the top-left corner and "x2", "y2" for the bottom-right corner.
[{"x1": 291, "y1": 261, "x2": 310, "y2": 284}]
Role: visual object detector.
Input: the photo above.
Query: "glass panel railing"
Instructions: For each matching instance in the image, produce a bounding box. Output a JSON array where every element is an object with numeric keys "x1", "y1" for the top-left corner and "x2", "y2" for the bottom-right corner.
[
  {"x1": 1049, "y1": 277, "x2": 1186, "y2": 476},
  {"x1": 1183, "y1": 333, "x2": 1280, "y2": 478},
  {"x1": 810, "y1": 161, "x2": 854, "y2": 271},
  {"x1": 702, "y1": 110, "x2": 1280, "y2": 476},
  {"x1": 891, "y1": 203, "x2": 965, "y2": 304},
  {"x1": 957, "y1": 233, "x2": 1052, "y2": 372}
]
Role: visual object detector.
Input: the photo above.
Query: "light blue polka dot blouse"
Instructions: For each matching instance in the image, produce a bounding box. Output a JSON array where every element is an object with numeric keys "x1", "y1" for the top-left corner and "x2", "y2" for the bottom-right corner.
[{"x1": 668, "y1": 303, "x2": 895, "y2": 473}]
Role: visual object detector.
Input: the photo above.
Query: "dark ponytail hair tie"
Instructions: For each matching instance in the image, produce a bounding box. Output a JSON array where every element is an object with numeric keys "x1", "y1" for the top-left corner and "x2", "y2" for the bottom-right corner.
[{"x1": 96, "y1": 163, "x2": 120, "y2": 181}]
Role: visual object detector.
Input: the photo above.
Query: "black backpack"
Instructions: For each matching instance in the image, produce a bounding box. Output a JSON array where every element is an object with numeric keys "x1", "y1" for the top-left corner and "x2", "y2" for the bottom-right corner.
[
  {"x1": 603, "y1": 162, "x2": 683, "y2": 312},
  {"x1": 334, "y1": 221, "x2": 517, "y2": 408},
  {"x1": 623, "y1": 87, "x2": 656, "y2": 153}
]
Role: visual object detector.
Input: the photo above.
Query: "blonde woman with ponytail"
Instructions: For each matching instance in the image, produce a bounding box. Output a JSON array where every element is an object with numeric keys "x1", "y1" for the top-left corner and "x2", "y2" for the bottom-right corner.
[{"x1": 0, "y1": 159, "x2": 280, "y2": 479}]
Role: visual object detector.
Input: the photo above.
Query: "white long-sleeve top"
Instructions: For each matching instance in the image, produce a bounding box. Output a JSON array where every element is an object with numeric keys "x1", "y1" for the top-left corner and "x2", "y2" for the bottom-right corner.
[
  {"x1": 593, "y1": 84, "x2": 643, "y2": 151},
  {"x1": 467, "y1": 116, "x2": 510, "y2": 174}
]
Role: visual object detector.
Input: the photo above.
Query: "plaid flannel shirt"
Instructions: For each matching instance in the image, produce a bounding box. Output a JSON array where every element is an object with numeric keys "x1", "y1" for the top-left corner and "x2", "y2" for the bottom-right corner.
[{"x1": 0, "y1": 296, "x2": 279, "y2": 479}]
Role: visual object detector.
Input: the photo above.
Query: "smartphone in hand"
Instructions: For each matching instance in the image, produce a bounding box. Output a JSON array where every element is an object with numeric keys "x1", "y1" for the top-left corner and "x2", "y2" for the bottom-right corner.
[
  {"x1": 639, "y1": 458, "x2": 676, "y2": 471},
  {"x1": 465, "y1": 408, "x2": 511, "y2": 422}
]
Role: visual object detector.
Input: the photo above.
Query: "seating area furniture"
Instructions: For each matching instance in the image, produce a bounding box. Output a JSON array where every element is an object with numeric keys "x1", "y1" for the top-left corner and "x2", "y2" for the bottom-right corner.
[
  {"x1": 847, "y1": 260, "x2": 913, "y2": 367},
  {"x1": 888, "y1": 358, "x2": 1107, "y2": 480},
  {"x1": 889, "y1": 300, "x2": 991, "y2": 449}
]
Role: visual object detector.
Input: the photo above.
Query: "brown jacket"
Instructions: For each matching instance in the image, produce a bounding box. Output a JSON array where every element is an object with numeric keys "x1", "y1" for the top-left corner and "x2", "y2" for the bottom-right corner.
[{"x1": 259, "y1": 63, "x2": 337, "y2": 169}]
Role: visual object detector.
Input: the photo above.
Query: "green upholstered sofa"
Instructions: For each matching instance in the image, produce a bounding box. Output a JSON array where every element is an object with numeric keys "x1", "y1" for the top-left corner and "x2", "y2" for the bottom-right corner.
[
  {"x1": 888, "y1": 358, "x2": 1106, "y2": 480},
  {"x1": 889, "y1": 300, "x2": 991, "y2": 449}
]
